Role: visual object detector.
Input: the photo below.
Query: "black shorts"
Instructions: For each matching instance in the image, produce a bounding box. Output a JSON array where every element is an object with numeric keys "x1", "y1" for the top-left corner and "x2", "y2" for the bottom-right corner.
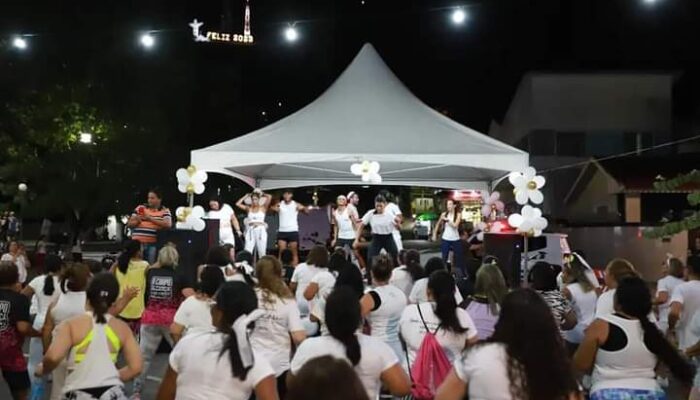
[
  {"x1": 2, "y1": 370, "x2": 30, "y2": 392},
  {"x1": 277, "y1": 231, "x2": 299, "y2": 243},
  {"x1": 335, "y1": 238, "x2": 354, "y2": 248}
]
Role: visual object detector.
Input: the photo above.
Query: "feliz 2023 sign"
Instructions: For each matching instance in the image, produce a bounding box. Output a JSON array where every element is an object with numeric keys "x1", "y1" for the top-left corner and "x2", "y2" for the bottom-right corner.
[{"x1": 189, "y1": 1, "x2": 253, "y2": 45}]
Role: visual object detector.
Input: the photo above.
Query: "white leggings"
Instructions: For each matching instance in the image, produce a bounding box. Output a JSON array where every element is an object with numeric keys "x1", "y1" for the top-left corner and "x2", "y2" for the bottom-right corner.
[{"x1": 245, "y1": 226, "x2": 267, "y2": 259}]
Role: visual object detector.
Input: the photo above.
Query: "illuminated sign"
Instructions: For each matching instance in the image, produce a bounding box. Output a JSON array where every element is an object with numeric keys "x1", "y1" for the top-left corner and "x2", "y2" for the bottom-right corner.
[{"x1": 189, "y1": 1, "x2": 253, "y2": 45}]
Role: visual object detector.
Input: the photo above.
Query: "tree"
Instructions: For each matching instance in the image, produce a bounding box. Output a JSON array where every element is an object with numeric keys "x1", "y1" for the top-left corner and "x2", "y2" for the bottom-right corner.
[
  {"x1": 0, "y1": 84, "x2": 176, "y2": 242},
  {"x1": 643, "y1": 170, "x2": 700, "y2": 239}
]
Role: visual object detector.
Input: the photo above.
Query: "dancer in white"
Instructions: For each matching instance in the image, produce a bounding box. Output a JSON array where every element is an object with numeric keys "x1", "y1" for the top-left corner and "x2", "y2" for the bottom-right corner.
[
  {"x1": 354, "y1": 195, "x2": 400, "y2": 266},
  {"x1": 237, "y1": 189, "x2": 271, "y2": 261},
  {"x1": 331, "y1": 195, "x2": 359, "y2": 262},
  {"x1": 380, "y1": 190, "x2": 403, "y2": 251},
  {"x1": 207, "y1": 196, "x2": 242, "y2": 246},
  {"x1": 271, "y1": 190, "x2": 309, "y2": 266},
  {"x1": 345, "y1": 191, "x2": 366, "y2": 271}
]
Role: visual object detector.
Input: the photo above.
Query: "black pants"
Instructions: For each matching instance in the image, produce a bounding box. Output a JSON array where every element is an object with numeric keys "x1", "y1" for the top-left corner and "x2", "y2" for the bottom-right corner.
[{"x1": 367, "y1": 234, "x2": 398, "y2": 265}]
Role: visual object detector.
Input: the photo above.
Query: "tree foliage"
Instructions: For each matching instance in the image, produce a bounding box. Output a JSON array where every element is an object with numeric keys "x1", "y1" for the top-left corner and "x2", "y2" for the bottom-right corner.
[
  {"x1": 643, "y1": 170, "x2": 700, "y2": 239},
  {"x1": 0, "y1": 84, "x2": 176, "y2": 237}
]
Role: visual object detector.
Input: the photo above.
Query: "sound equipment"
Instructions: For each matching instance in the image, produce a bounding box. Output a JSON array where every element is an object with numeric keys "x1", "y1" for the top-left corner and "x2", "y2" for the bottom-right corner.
[{"x1": 483, "y1": 233, "x2": 546, "y2": 288}]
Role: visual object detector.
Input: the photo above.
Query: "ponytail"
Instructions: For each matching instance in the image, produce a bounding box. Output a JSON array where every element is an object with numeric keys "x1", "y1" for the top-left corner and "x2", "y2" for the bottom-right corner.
[
  {"x1": 326, "y1": 287, "x2": 363, "y2": 365},
  {"x1": 403, "y1": 249, "x2": 424, "y2": 282},
  {"x1": 214, "y1": 282, "x2": 258, "y2": 380},
  {"x1": 43, "y1": 254, "x2": 63, "y2": 296},
  {"x1": 616, "y1": 277, "x2": 695, "y2": 384},
  {"x1": 86, "y1": 273, "x2": 119, "y2": 324},
  {"x1": 235, "y1": 262, "x2": 256, "y2": 286},
  {"x1": 117, "y1": 240, "x2": 141, "y2": 274},
  {"x1": 429, "y1": 270, "x2": 467, "y2": 333},
  {"x1": 43, "y1": 275, "x2": 55, "y2": 296}
]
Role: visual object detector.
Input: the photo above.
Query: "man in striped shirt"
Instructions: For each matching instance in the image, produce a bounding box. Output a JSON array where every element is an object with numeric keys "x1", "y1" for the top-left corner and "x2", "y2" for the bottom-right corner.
[{"x1": 127, "y1": 188, "x2": 172, "y2": 263}]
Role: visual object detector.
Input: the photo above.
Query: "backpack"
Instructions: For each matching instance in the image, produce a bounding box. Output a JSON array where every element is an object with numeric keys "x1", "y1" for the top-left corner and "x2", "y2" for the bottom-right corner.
[{"x1": 409, "y1": 304, "x2": 452, "y2": 400}]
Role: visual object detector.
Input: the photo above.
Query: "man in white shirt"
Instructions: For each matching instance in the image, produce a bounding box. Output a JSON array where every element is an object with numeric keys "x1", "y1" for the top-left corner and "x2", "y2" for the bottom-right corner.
[
  {"x1": 271, "y1": 190, "x2": 309, "y2": 266},
  {"x1": 380, "y1": 190, "x2": 403, "y2": 251},
  {"x1": 669, "y1": 256, "x2": 700, "y2": 350}
]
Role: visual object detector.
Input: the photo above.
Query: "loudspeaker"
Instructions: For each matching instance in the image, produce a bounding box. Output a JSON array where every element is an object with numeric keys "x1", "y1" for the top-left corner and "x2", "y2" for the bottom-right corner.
[
  {"x1": 157, "y1": 220, "x2": 220, "y2": 287},
  {"x1": 483, "y1": 233, "x2": 546, "y2": 288}
]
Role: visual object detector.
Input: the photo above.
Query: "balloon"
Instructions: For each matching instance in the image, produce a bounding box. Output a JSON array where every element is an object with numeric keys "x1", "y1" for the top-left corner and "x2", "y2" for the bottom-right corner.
[
  {"x1": 176, "y1": 168, "x2": 189, "y2": 183},
  {"x1": 187, "y1": 165, "x2": 196, "y2": 175},
  {"x1": 350, "y1": 163, "x2": 362, "y2": 175},
  {"x1": 191, "y1": 218, "x2": 206, "y2": 232}
]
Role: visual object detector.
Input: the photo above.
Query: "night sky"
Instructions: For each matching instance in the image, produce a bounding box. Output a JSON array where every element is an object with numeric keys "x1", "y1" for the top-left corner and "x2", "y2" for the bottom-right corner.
[{"x1": 3, "y1": 0, "x2": 700, "y2": 151}]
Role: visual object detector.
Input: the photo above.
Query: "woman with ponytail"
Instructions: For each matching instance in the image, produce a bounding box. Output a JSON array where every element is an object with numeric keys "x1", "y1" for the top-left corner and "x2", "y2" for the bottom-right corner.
[
  {"x1": 158, "y1": 282, "x2": 277, "y2": 400},
  {"x1": 400, "y1": 270, "x2": 478, "y2": 368},
  {"x1": 22, "y1": 254, "x2": 62, "y2": 392},
  {"x1": 390, "y1": 249, "x2": 424, "y2": 297},
  {"x1": 111, "y1": 240, "x2": 148, "y2": 337},
  {"x1": 291, "y1": 286, "x2": 411, "y2": 400},
  {"x1": 42, "y1": 262, "x2": 90, "y2": 400},
  {"x1": 574, "y1": 276, "x2": 694, "y2": 399},
  {"x1": 40, "y1": 273, "x2": 143, "y2": 400}
]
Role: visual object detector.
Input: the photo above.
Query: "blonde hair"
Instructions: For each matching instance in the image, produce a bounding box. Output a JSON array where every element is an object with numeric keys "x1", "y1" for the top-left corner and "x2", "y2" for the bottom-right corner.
[
  {"x1": 605, "y1": 258, "x2": 638, "y2": 284},
  {"x1": 256, "y1": 256, "x2": 292, "y2": 303},
  {"x1": 157, "y1": 246, "x2": 179, "y2": 268},
  {"x1": 474, "y1": 263, "x2": 508, "y2": 314}
]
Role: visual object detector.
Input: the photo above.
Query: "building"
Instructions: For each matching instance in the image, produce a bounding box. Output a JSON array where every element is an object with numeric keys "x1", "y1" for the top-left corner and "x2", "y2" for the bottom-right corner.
[{"x1": 490, "y1": 72, "x2": 676, "y2": 217}]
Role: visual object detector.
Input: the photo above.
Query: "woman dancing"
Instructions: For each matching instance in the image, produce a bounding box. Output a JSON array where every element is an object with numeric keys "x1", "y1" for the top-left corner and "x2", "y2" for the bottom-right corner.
[
  {"x1": 354, "y1": 195, "x2": 400, "y2": 266},
  {"x1": 236, "y1": 189, "x2": 272, "y2": 261},
  {"x1": 433, "y1": 199, "x2": 465, "y2": 279}
]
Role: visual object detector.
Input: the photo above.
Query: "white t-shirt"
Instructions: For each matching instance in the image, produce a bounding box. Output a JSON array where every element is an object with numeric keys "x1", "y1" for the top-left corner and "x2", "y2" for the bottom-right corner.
[
  {"x1": 389, "y1": 266, "x2": 414, "y2": 298},
  {"x1": 310, "y1": 270, "x2": 337, "y2": 305},
  {"x1": 441, "y1": 213, "x2": 461, "y2": 241},
  {"x1": 27, "y1": 275, "x2": 61, "y2": 329},
  {"x1": 361, "y1": 210, "x2": 396, "y2": 235},
  {"x1": 385, "y1": 203, "x2": 402, "y2": 234},
  {"x1": 290, "y1": 263, "x2": 321, "y2": 315},
  {"x1": 173, "y1": 296, "x2": 215, "y2": 336},
  {"x1": 278, "y1": 201, "x2": 299, "y2": 232},
  {"x1": 367, "y1": 284, "x2": 407, "y2": 343},
  {"x1": 399, "y1": 302, "x2": 478, "y2": 367},
  {"x1": 334, "y1": 208, "x2": 356, "y2": 240},
  {"x1": 250, "y1": 289, "x2": 305, "y2": 376},
  {"x1": 453, "y1": 343, "x2": 513, "y2": 400},
  {"x1": 207, "y1": 204, "x2": 236, "y2": 245},
  {"x1": 170, "y1": 331, "x2": 275, "y2": 400},
  {"x1": 671, "y1": 280, "x2": 700, "y2": 350},
  {"x1": 1, "y1": 253, "x2": 27, "y2": 283},
  {"x1": 596, "y1": 289, "x2": 657, "y2": 324},
  {"x1": 657, "y1": 275, "x2": 684, "y2": 324},
  {"x1": 291, "y1": 334, "x2": 399, "y2": 400},
  {"x1": 409, "y1": 278, "x2": 464, "y2": 305}
]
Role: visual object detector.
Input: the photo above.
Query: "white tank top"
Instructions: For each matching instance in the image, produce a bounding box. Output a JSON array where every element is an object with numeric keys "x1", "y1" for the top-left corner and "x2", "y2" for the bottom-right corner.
[
  {"x1": 367, "y1": 284, "x2": 407, "y2": 344},
  {"x1": 247, "y1": 210, "x2": 266, "y2": 225},
  {"x1": 63, "y1": 314, "x2": 123, "y2": 393},
  {"x1": 335, "y1": 208, "x2": 355, "y2": 240},
  {"x1": 52, "y1": 291, "x2": 87, "y2": 334},
  {"x1": 441, "y1": 212, "x2": 460, "y2": 241},
  {"x1": 278, "y1": 201, "x2": 299, "y2": 232},
  {"x1": 564, "y1": 282, "x2": 598, "y2": 343},
  {"x1": 591, "y1": 314, "x2": 657, "y2": 393}
]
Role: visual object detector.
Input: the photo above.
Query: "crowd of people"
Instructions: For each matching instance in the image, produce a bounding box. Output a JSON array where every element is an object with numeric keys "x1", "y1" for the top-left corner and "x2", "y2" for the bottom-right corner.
[{"x1": 1, "y1": 187, "x2": 700, "y2": 400}]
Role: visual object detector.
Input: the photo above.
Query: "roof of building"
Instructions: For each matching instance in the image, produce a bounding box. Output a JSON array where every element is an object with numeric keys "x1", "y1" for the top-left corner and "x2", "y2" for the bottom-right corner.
[{"x1": 565, "y1": 155, "x2": 700, "y2": 203}]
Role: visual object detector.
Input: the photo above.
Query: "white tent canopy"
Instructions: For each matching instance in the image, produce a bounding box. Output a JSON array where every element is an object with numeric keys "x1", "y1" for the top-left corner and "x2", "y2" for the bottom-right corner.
[{"x1": 191, "y1": 43, "x2": 528, "y2": 190}]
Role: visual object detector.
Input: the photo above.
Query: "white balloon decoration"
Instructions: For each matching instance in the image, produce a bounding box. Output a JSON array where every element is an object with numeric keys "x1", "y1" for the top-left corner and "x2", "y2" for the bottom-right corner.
[
  {"x1": 176, "y1": 165, "x2": 208, "y2": 195},
  {"x1": 350, "y1": 160, "x2": 382, "y2": 184},
  {"x1": 175, "y1": 206, "x2": 206, "y2": 232},
  {"x1": 508, "y1": 166, "x2": 546, "y2": 205},
  {"x1": 481, "y1": 191, "x2": 504, "y2": 219},
  {"x1": 507, "y1": 205, "x2": 548, "y2": 237}
]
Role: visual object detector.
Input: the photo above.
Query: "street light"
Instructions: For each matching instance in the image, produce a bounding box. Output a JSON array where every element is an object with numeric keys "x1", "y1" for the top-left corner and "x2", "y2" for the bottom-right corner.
[
  {"x1": 79, "y1": 132, "x2": 93, "y2": 144},
  {"x1": 284, "y1": 26, "x2": 299, "y2": 42},
  {"x1": 18, "y1": 183, "x2": 28, "y2": 192},
  {"x1": 12, "y1": 36, "x2": 27, "y2": 50},
  {"x1": 140, "y1": 33, "x2": 155, "y2": 49},
  {"x1": 451, "y1": 8, "x2": 467, "y2": 25}
]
